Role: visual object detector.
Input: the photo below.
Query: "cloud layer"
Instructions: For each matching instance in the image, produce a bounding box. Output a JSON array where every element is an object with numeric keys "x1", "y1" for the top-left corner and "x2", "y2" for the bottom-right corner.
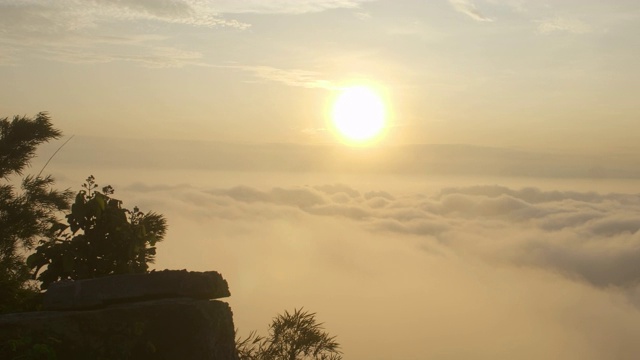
[
  {"x1": 106, "y1": 177, "x2": 640, "y2": 359},
  {"x1": 0, "y1": 0, "x2": 371, "y2": 67},
  {"x1": 221, "y1": 65, "x2": 338, "y2": 90},
  {"x1": 121, "y1": 180, "x2": 640, "y2": 292},
  {"x1": 537, "y1": 17, "x2": 592, "y2": 34},
  {"x1": 449, "y1": 0, "x2": 494, "y2": 22}
]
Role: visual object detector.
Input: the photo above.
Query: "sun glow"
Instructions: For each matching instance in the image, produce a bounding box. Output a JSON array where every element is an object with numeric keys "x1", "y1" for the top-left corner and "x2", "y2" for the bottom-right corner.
[{"x1": 331, "y1": 86, "x2": 386, "y2": 143}]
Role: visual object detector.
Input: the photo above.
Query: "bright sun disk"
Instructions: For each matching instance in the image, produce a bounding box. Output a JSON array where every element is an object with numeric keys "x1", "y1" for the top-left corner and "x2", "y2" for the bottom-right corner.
[{"x1": 331, "y1": 86, "x2": 386, "y2": 142}]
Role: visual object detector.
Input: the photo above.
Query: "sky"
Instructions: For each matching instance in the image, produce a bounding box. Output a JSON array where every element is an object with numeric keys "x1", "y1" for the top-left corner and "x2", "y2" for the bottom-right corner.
[{"x1": 3, "y1": 1, "x2": 640, "y2": 359}]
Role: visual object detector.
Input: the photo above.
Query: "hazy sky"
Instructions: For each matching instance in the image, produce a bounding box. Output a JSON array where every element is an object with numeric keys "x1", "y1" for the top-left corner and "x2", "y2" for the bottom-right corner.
[
  {"x1": 4, "y1": 1, "x2": 640, "y2": 359},
  {"x1": 1, "y1": 0, "x2": 639, "y2": 150}
]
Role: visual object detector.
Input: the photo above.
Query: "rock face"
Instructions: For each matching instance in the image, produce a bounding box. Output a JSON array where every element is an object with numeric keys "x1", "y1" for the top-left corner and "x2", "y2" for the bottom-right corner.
[
  {"x1": 0, "y1": 270, "x2": 239, "y2": 360},
  {"x1": 43, "y1": 270, "x2": 231, "y2": 311}
]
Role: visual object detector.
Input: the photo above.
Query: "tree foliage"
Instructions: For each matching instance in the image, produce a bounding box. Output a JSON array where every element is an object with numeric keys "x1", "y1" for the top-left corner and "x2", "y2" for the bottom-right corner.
[
  {"x1": 0, "y1": 113, "x2": 73, "y2": 313},
  {"x1": 0, "y1": 113, "x2": 62, "y2": 179},
  {"x1": 237, "y1": 308, "x2": 342, "y2": 360},
  {"x1": 28, "y1": 176, "x2": 168, "y2": 289},
  {"x1": 1, "y1": 112, "x2": 169, "y2": 313}
]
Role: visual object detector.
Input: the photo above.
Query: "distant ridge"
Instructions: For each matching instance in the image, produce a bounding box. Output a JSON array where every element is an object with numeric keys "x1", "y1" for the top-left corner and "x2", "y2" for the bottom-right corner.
[{"x1": 35, "y1": 136, "x2": 640, "y2": 179}]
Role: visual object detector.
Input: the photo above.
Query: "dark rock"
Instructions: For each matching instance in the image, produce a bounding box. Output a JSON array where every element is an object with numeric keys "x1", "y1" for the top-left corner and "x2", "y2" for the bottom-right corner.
[
  {"x1": 0, "y1": 298, "x2": 239, "y2": 360},
  {"x1": 43, "y1": 270, "x2": 230, "y2": 311}
]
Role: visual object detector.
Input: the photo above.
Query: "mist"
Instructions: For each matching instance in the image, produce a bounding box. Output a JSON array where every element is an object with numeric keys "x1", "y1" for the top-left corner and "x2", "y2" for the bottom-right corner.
[{"x1": 38, "y1": 160, "x2": 640, "y2": 359}]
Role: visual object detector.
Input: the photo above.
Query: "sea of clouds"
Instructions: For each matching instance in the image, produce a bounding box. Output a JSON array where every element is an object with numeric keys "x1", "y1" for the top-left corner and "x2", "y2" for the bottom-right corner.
[
  {"x1": 86, "y1": 175, "x2": 640, "y2": 360},
  {"x1": 36, "y1": 134, "x2": 640, "y2": 360},
  {"x1": 123, "y1": 181, "x2": 640, "y2": 291}
]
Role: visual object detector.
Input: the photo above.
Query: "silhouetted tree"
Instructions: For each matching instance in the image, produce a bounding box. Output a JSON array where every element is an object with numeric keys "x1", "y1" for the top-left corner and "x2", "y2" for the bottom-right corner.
[
  {"x1": 0, "y1": 113, "x2": 73, "y2": 312},
  {"x1": 28, "y1": 175, "x2": 167, "y2": 289},
  {"x1": 237, "y1": 308, "x2": 342, "y2": 360},
  {"x1": 1, "y1": 112, "x2": 169, "y2": 311}
]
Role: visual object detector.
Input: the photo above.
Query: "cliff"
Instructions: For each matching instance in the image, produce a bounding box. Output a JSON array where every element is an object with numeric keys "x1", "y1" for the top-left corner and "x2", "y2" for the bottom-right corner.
[{"x1": 0, "y1": 270, "x2": 239, "y2": 360}]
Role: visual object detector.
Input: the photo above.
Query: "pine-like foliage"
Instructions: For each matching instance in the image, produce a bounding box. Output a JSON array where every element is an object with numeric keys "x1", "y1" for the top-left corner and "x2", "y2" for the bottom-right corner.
[
  {"x1": 0, "y1": 113, "x2": 62, "y2": 178},
  {"x1": 0, "y1": 113, "x2": 72, "y2": 313}
]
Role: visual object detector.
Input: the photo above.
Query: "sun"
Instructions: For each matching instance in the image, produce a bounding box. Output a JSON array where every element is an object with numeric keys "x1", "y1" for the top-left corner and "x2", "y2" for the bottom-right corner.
[{"x1": 331, "y1": 86, "x2": 386, "y2": 143}]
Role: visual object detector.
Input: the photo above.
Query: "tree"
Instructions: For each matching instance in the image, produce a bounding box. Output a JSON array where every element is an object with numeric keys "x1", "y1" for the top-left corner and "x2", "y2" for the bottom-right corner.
[
  {"x1": 1, "y1": 112, "x2": 168, "y2": 313},
  {"x1": 237, "y1": 308, "x2": 342, "y2": 360},
  {"x1": 28, "y1": 175, "x2": 168, "y2": 289},
  {"x1": 0, "y1": 113, "x2": 73, "y2": 313}
]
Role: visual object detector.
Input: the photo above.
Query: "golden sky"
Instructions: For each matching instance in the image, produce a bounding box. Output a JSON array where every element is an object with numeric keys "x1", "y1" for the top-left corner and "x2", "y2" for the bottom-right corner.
[
  {"x1": 1, "y1": 0, "x2": 639, "y2": 150},
  {"x1": 4, "y1": 1, "x2": 640, "y2": 359}
]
